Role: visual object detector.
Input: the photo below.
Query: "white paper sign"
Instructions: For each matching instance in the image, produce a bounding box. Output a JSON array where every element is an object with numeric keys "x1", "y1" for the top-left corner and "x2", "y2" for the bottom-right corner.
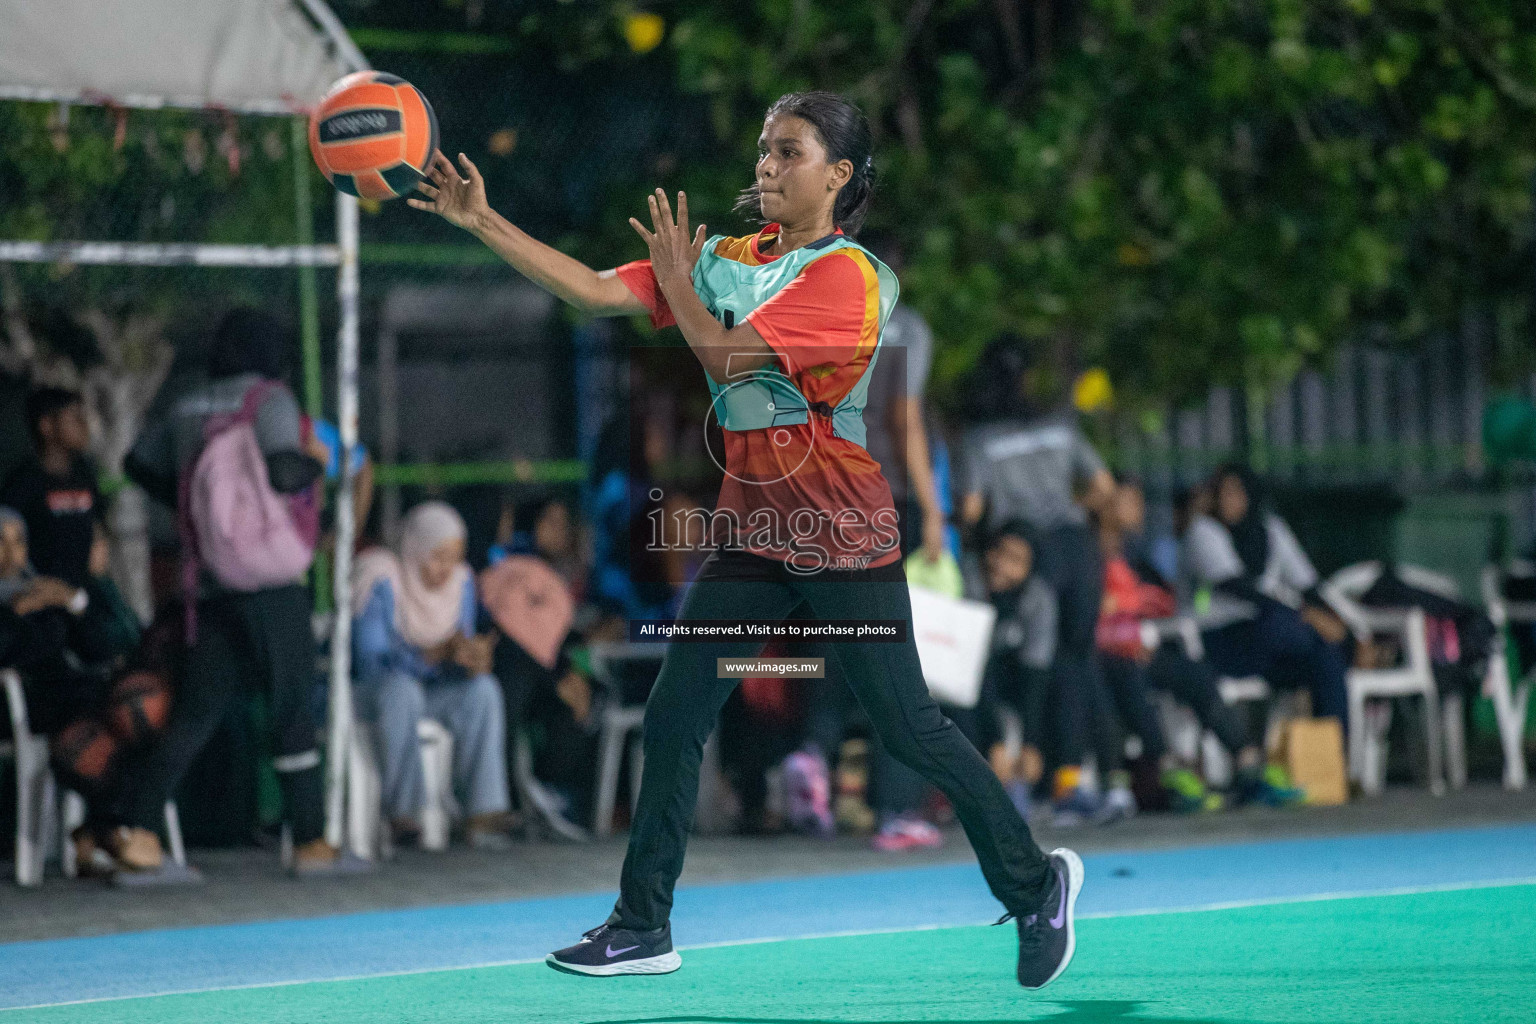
[{"x1": 908, "y1": 584, "x2": 997, "y2": 709}]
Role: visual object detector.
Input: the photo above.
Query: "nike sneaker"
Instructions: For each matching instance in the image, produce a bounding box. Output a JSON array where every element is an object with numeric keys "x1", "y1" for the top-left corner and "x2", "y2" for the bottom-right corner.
[
  {"x1": 546, "y1": 922, "x2": 681, "y2": 977},
  {"x1": 1010, "y1": 847, "x2": 1084, "y2": 989}
]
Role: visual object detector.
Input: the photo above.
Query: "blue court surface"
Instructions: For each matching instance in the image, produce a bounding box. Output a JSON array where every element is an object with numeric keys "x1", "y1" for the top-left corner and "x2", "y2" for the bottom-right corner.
[{"x1": 3, "y1": 822, "x2": 1533, "y2": 1014}]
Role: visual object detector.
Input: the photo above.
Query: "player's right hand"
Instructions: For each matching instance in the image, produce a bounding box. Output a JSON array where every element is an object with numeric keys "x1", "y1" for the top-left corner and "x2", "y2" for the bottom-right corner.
[{"x1": 410, "y1": 151, "x2": 490, "y2": 232}]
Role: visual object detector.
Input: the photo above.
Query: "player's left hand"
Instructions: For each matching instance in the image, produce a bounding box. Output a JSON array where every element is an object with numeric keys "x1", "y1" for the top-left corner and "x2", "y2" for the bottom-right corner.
[{"x1": 631, "y1": 188, "x2": 705, "y2": 290}]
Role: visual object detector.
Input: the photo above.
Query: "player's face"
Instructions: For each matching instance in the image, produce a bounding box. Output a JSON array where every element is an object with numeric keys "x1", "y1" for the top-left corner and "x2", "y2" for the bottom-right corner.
[
  {"x1": 756, "y1": 115, "x2": 850, "y2": 229},
  {"x1": 420, "y1": 537, "x2": 466, "y2": 591}
]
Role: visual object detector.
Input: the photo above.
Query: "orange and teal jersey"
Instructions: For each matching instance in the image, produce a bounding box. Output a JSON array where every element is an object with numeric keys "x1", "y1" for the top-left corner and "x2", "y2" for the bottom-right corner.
[{"x1": 617, "y1": 224, "x2": 903, "y2": 571}]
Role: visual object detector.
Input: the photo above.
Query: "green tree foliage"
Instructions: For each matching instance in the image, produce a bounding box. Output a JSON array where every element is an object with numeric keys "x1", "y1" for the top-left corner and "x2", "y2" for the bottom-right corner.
[
  {"x1": 0, "y1": 101, "x2": 309, "y2": 342},
  {"x1": 8, "y1": 0, "x2": 1536, "y2": 409},
  {"x1": 629, "y1": 0, "x2": 1536, "y2": 404}
]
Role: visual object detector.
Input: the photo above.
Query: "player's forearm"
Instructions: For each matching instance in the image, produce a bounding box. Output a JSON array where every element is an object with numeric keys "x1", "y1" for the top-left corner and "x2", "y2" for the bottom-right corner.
[
  {"x1": 657, "y1": 270, "x2": 775, "y2": 380},
  {"x1": 469, "y1": 209, "x2": 634, "y2": 316}
]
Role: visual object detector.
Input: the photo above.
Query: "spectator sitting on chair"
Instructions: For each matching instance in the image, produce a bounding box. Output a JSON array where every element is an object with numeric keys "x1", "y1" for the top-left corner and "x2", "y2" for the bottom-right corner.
[
  {"x1": 1096, "y1": 478, "x2": 1302, "y2": 811},
  {"x1": 490, "y1": 493, "x2": 588, "y2": 599},
  {"x1": 0, "y1": 510, "x2": 175, "y2": 873},
  {"x1": 0, "y1": 505, "x2": 80, "y2": 670},
  {"x1": 482, "y1": 493, "x2": 595, "y2": 836},
  {"x1": 2, "y1": 386, "x2": 100, "y2": 589},
  {"x1": 55, "y1": 519, "x2": 178, "y2": 874},
  {"x1": 353, "y1": 500, "x2": 516, "y2": 850},
  {"x1": 957, "y1": 519, "x2": 1057, "y2": 822},
  {"x1": 1183, "y1": 464, "x2": 1349, "y2": 733}
]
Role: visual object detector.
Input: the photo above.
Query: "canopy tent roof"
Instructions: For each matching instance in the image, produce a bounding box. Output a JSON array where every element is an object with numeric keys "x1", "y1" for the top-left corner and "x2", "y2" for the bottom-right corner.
[{"x1": 0, "y1": 0, "x2": 363, "y2": 114}]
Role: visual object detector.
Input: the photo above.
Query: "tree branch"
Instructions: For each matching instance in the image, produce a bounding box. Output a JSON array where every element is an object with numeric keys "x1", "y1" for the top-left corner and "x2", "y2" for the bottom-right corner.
[{"x1": 1441, "y1": 12, "x2": 1536, "y2": 111}]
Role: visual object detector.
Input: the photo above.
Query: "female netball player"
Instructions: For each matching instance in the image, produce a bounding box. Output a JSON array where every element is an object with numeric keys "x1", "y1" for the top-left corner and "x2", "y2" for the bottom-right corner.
[{"x1": 409, "y1": 91, "x2": 1082, "y2": 989}]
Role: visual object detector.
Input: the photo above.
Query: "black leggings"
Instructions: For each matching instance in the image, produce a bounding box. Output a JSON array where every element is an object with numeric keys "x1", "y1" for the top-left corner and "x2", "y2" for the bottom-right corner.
[
  {"x1": 1100, "y1": 647, "x2": 1252, "y2": 766},
  {"x1": 114, "y1": 586, "x2": 325, "y2": 844},
  {"x1": 1035, "y1": 524, "x2": 1105, "y2": 768},
  {"x1": 608, "y1": 547, "x2": 1054, "y2": 931}
]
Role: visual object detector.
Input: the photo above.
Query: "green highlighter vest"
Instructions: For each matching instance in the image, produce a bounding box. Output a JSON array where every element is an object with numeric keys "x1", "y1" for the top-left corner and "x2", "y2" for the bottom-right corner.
[{"x1": 690, "y1": 231, "x2": 899, "y2": 451}]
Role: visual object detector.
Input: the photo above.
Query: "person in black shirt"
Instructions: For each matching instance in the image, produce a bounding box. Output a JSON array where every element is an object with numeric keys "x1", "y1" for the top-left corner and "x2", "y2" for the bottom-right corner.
[{"x1": 2, "y1": 386, "x2": 100, "y2": 588}]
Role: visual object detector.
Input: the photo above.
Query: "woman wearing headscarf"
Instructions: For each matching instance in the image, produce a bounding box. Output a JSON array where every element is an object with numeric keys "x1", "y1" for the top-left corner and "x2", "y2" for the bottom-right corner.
[
  {"x1": 1182, "y1": 465, "x2": 1349, "y2": 728},
  {"x1": 353, "y1": 501, "x2": 514, "y2": 849},
  {"x1": 483, "y1": 492, "x2": 594, "y2": 835}
]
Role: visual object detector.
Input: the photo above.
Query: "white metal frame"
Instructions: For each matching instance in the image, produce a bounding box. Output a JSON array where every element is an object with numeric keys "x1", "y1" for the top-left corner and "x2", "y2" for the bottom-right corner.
[
  {"x1": 0, "y1": 4, "x2": 368, "y2": 850},
  {"x1": 583, "y1": 641, "x2": 730, "y2": 840}
]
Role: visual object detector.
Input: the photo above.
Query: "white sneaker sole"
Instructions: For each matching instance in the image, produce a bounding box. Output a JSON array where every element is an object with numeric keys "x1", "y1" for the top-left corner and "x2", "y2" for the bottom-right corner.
[
  {"x1": 545, "y1": 950, "x2": 682, "y2": 977},
  {"x1": 1031, "y1": 847, "x2": 1084, "y2": 989}
]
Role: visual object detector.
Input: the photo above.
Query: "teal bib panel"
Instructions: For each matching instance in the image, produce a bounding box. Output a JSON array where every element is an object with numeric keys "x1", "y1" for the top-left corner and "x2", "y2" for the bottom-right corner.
[{"x1": 690, "y1": 233, "x2": 899, "y2": 450}]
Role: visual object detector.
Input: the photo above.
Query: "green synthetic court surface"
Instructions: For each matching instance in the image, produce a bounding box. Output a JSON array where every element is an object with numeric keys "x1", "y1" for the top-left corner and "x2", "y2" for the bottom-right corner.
[{"x1": 10, "y1": 882, "x2": 1530, "y2": 1024}]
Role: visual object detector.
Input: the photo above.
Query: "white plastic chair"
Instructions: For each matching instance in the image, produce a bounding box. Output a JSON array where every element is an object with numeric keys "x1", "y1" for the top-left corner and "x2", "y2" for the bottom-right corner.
[
  {"x1": 5, "y1": 668, "x2": 185, "y2": 885},
  {"x1": 587, "y1": 642, "x2": 665, "y2": 839},
  {"x1": 1482, "y1": 564, "x2": 1533, "y2": 791},
  {"x1": 586, "y1": 641, "x2": 728, "y2": 839},
  {"x1": 1322, "y1": 563, "x2": 1444, "y2": 797},
  {"x1": 345, "y1": 713, "x2": 459, "y2": 858}
]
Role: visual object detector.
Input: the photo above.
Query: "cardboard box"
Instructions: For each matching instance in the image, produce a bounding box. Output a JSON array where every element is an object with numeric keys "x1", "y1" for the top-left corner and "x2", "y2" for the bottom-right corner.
[{"x1": 1276, "y1": 717, "x2": 1349, "y2": 805}]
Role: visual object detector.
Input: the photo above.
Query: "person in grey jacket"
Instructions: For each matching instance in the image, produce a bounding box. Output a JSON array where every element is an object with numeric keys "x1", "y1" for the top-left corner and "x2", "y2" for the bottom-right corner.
[
  {"x1": 957, "y1": 335, "x2": 1115, "y2": 820},
  {"x1": 1182, "y1": 465, "x2": 1348, "y2": 728}
]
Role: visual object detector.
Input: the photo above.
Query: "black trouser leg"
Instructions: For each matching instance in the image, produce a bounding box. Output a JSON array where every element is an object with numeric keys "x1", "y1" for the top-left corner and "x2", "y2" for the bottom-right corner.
[
  {"x1": 118, "y1": 587, "x2": 323, "y2": 844},
  {"x1": 492, "y1": 638, "x2": 536, "y2": 781},
  {"x1": 800, "y1": 665, "x2": 850, "y2": 758},
  {"x1": 116, "y1": 599, "x2": 244, "y2": 830},
  {"x1": 803, "y1": 569, "x2": 1053, "y2": 917},
  {"x1": 240, "y1": 586, "x2": 324, "y2": 845},
  {"x1": 608, "y1": 560, "x2": 799, "y2": 931},
  {"x1": 1146, "y1": 645, "x2": 1250, "y2": 754},
  {"x1": 1038, "y1": 525, "x2": 1104, "y2": 768},
  {"x1": 1101, "y1": 655, "x2": 1168, "y2": 764}
]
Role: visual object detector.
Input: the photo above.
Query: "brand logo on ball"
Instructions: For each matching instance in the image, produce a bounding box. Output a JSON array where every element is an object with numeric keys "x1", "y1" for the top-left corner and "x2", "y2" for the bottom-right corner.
[{"x1": 319, "y1": 109, "x2": 402, "y2": 142}]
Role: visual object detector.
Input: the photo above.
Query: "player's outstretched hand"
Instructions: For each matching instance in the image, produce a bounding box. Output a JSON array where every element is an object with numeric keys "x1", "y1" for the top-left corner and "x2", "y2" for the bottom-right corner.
[
  {"x1": 631, "y1": 188, "x2": 706, "y2": 288},
  {"x1": 410, "y1": 151, "x2": 490, "y2": 232}
]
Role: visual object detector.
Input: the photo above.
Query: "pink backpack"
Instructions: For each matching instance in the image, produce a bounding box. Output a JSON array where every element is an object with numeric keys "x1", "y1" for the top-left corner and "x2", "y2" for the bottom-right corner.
[{"x1": 180, "y1": 381, "x2": 320, "y2": 609}]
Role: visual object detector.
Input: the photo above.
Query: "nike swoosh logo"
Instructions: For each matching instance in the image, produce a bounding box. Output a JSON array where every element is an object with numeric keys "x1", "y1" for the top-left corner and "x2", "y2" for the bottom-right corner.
[
  {"x1": 606, "y1": 944, "x2": 640, "y2": 958},
  {"x1": 1048, "y1": 871, "x2": 1067, "y2": 929}
]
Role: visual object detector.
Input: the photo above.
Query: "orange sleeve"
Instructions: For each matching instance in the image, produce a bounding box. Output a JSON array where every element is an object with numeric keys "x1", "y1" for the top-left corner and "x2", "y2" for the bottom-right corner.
[
  {"x1": 745, "y1": 251, "x2": 875, "y2": 375},
  {"x1": 615, "y1": 259, "x2": 676, "y2": 330}
]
